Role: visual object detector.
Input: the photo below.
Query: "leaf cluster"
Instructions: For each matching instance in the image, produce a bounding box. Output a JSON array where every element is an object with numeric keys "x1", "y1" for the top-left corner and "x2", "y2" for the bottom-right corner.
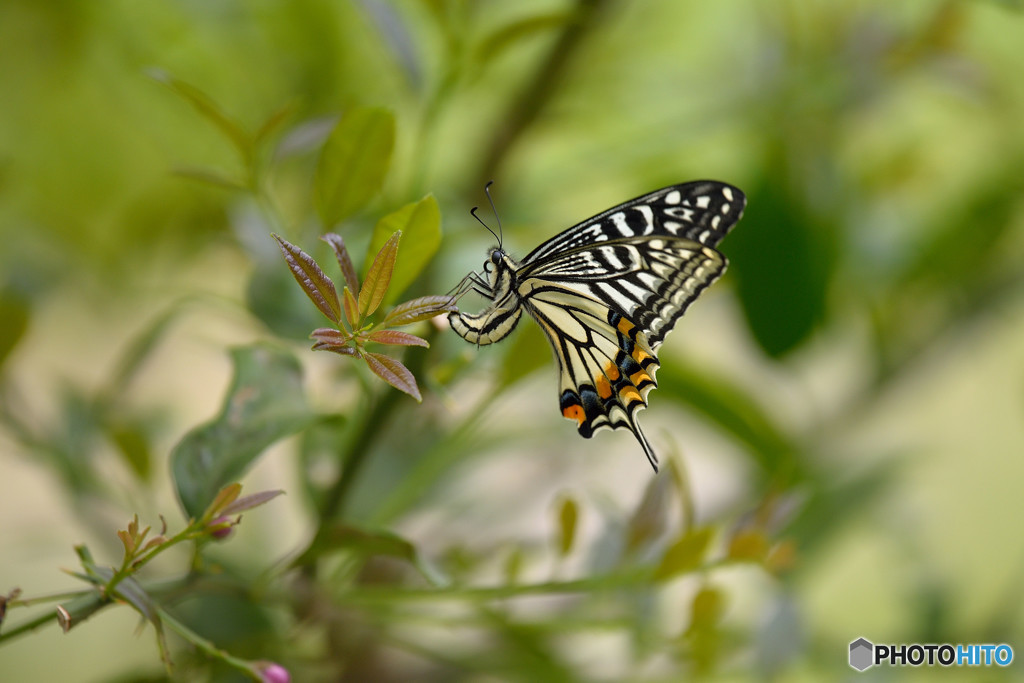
[{"x1": 274, "y1": 230, "x2": 454, "y2": 401}]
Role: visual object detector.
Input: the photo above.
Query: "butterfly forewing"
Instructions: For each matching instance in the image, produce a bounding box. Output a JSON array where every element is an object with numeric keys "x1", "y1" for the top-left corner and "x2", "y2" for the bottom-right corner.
[
  {"x1": 449, "y1": 181, "x2": 746, "y2": 471},
  {"x1": 521, "y1": 181, "x2": 743, "y2": 264}
]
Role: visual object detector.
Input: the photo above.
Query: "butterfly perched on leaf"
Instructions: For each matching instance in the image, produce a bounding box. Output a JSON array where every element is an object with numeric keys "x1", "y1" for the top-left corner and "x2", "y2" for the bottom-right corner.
[{"x1": 448, "y1": 181, "x2": 746, "y2": 472}]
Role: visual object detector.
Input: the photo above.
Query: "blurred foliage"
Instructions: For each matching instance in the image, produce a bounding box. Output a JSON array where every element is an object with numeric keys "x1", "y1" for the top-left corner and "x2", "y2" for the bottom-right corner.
[{"x1": 2, "y1": 0, "x2": 1024, "y2": 681}]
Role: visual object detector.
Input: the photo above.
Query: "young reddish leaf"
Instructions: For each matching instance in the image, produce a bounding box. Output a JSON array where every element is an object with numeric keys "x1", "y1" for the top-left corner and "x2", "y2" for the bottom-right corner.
[
  {"x1": 342, "y1": 287, "x2": 359, "y2": 329},
  {"x1": 273, "y1": 234, "x2": 341, "y2": 324},
  {"x1": 118, "y1": 529, "x2": 135, "y2": 557},
  {"x1": 313, "y1": 342, "x2": 359, "y2": 356},
  {"x1": 322, "y1": 233, "x2": 360, "y2": 294},
  {"x1": 311, "y1": 328, "x2": 349, "y2": 345},
  {"x1": 383, "y1": 295, "x2": 458, "y2": 328},
  {"x1": 358, "y1": 231, "x2": 401, "y2": 318},
  {"x1": 361, "y1": 351, "x2": 421, "y2": 401},
  {"x1": 221, "y1": 489, "x2": 285, "y2": 515},
  {"x1": 367, "y1": 330, "x2": 429, "y2": 347}
]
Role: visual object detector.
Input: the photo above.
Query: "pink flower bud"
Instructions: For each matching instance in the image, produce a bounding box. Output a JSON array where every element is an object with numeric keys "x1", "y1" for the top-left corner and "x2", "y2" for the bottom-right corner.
[
  {"x1": 208, "y1": 515, "x2": 235, "y2": 540},
  {"x1": 259, "y1": 662, "x2": 290, "y2": 683}
]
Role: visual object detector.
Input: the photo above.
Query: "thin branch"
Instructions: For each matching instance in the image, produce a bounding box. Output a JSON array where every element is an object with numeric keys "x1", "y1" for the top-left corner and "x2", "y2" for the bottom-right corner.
[{"x1": 476, "y1": 0, "x2": 614, "y2": 187}]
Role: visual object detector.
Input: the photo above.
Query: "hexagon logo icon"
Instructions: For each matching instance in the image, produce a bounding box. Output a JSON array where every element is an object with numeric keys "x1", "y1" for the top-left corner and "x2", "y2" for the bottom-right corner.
[{"x1": 849, "y1": 637, "x2": 874, "y2": 671}]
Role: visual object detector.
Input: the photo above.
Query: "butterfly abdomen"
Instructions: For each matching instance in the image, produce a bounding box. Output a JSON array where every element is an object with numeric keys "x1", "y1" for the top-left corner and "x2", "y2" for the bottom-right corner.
[
  {"x1": 448, "y1": 304, "x2": 522, "y2": 345},
  {"x1": 448, "y1": 256, "x2": 523, "y2": 345}
]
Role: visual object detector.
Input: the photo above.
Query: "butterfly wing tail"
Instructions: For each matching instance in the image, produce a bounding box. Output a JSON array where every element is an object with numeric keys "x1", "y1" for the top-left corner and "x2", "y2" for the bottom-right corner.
[{"x1": 631, "y1": 417, "x2": 659, "y2": 473}]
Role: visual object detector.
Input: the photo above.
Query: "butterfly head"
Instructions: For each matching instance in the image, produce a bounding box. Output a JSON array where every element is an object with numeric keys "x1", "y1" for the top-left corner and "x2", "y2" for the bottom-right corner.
[{"x1": 484, "y1": 246, "x2": 518, "y2": 275}]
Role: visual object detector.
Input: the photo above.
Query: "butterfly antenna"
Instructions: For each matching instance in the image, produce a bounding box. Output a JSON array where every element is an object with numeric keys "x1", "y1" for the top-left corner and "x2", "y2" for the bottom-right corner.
[
  {"x1": 483, "y1": 180, "x2": 503, "y2": 247},
  {"x1": 471, "y1": 206, "x2": 501, "y2": 245}
]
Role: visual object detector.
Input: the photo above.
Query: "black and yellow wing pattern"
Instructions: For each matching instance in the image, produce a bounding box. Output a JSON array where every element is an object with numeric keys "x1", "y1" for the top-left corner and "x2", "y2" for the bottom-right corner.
[{"x1": 449, "y1": 180, "x2": 746, "y2": 471}]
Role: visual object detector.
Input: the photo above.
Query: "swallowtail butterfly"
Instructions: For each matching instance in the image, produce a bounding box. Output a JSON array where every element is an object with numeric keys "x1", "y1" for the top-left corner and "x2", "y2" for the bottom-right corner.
[{"x1": 449, "y1": 181, "x2": 746, "y2": 472}]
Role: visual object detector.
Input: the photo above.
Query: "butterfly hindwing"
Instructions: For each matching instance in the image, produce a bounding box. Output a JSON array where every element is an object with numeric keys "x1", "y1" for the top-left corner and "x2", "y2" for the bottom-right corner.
[{"x1": 524, "y1": 286, "x2": 662, "y2": 469}]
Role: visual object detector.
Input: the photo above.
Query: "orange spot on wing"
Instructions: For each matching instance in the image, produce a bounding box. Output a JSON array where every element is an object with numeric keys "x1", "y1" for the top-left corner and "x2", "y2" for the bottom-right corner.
[
  {"x1": 562, "y1": 404, "x2": 586, "y2": 425},
  {"x1": 630, "y1": 370, "x2": 651, "y2": 386},
  {"x1": 619, "y1": 386, "x2": 642, "y2": 404},
  {"x1": 595, "y1": 374, "x2": 612, "y2": 399},
  {"x1": 632, "y1": 346, "x2": 652, "y2": 364},
  {"x1": 605, "y1": 363, "x2": 621, "y2": 381},
  {"x1": 617, "y1": 318, "x2": 636, "y2": 336}
]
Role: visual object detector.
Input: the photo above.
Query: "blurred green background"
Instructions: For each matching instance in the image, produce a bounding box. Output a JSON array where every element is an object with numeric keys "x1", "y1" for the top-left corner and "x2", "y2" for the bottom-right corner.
[{"x1": 2, "y1": 0, "x2": 1024, "y2": 680}]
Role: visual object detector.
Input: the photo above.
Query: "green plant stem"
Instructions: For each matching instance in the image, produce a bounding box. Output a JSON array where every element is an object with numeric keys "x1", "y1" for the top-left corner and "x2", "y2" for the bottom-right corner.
[
  {"x1": 335, "y1": 555, "x2": 753, "y2": 609},
  {"x1": 348, "y1": 569, "x2": 650, "y2": 602},
  {"x1": 0, "y1": 607, "x2": 64, "y2": 643},
  {"x1": 157, "y1": 607, "x2": 262, "y2": 680},
  {"x1": 0, "y1": 589, "x2": 110, "y2": 644},
  {"x1": 476, "y1": 0, "x2": 612, "y2": 185},
  {"x1": 317, "y1": 323, "x2": 437, "y2": 524},
  {"x1": 105, "y1": 528, "x2": 204, "y2": 597},
  {"x1": 318, "y1": 387, "x2": 401, "y2": 522}
]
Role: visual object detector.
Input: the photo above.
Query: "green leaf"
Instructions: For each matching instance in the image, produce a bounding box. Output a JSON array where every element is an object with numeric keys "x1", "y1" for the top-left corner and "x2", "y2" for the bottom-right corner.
[
  {"x1": 322, "y1": 233, "x2": 361, "y2": 294},
  {"x1": 0, "y1": 288, "x2": 30, "y2": 374},
  {"x1": 293, "y1": 522, "x2": 446, "y2": 585},
  {"x1": 148, "y1": 69, "x2": 250, "y2": 158},
  {"x1": 382, "y1": 295, "x2": 457, "y2": 328},
  {"x1": 727, "y1": 529, "x2": 770, "y2": 562},
  {"x1": 901, "y1": 171, "x2": 1021, "y2": 288},
  {"x1": 359, "y1": 231, "x2": 401, "y2": 318},
  {"x1": 104, "y1": 305, "x2": 187, "y2": 398},
  {"x1": 555, "y1": 496, "x2": 579, "y2": 557},
  {"x1": 300, "y1": 523, "x2": 416, "y2": 565},
  {"x1": 784, "y1": 459, "x2": 902, "y2": 558},
  {"x1": 656, "y1": 359, "x2": 800, "y2": 479},
  {"x1": 171, "y1": 166, "x2": 247, "y2": 191},
  {"x1": 254, "y1": 102, "x2": 295, "y2": 145},
  {"x1": 114, "y1": 575, "x2": 160, "y2": 625},
  {"x1": 247, "y1": 259, "x2": 324, "y2": 340},
  {"x1": 654, "y1": 527, "x2": 713, "y2": 581},
  {"x1": 477, "y1": 12, "x2": 572, "y2": 65},
  {"x1": 727, "y1": 168, "x2": 834, "y2": 357},
  {"x1": 367, "y1": 329, "x2": 429, "y2": 347},
  {"x1": 688, "y1": 585, "x2": 726, "y2": 633},
  {"x1": 315, "y1": 106, "x2": 395, "y2": 226},
  {"x1": 107, "y1": 423, "x2": 152, "y2": 481},
  {"x1": 273, "y1": 234, "x2": 341, "y2": 324},
  {"x1": 365, "y1": 195, "x2": 442, "y2": 301},
  {"x1": 200, "y1": 483, "x2": 242, "y2": 523},
  {"x1": 171, "y1": 345, "x2": 313, "y2": 519},
  {"x1": 503, "y1": 545, "x2": 525, "y2": 585},
  {"x1": 361, "y1": 350, "x2": 421, "y2": 401}
]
